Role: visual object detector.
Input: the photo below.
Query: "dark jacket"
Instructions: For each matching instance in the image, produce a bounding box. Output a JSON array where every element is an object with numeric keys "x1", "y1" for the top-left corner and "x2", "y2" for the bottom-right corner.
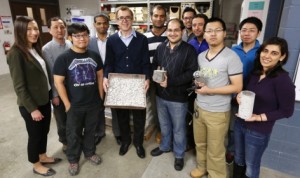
[
  {"x1": 153, "y1": 40, "x2": 198, "y2": 102},
  {"x1": 7, "y1": 46, "x2": 51, "y2": 112},
  {"x1": 104, "y1": 31, "x2": 151, "y2": 79}
]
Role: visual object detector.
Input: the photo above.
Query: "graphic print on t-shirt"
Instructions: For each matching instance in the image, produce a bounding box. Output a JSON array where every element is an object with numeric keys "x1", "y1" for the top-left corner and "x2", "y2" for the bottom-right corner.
[{"x1": 68, "y1": 57, "x2": 97, "y2": 87}]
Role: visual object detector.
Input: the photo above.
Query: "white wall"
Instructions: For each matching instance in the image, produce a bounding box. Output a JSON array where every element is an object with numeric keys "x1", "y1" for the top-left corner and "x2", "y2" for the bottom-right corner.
[
  {"x1": 0, "y1": 0, "x2": 13, "y2": 76},
  {"x1": 59, "y1": 0, "x2": 99, "y2": 20}
]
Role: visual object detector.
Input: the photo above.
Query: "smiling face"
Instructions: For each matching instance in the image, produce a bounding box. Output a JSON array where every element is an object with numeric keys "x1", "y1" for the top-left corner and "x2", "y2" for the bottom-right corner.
[
  {"x1": 94, "y1": 16, "x2": 109, "y2": 35},
  {"x1": 117, "y1": 9, "x2": 133, "y2": 33},
  {"x1": 182, "y1": 11, "x2": 194, "y2": 29},
  {"x1": 260, "y1": 44, "x2": 286, "y2": 72},
  {"x1": 166, "y1": 20, "x2": 183, "y2": 46},
  {"x1": 49, "y1": 19, "x2": 66, "y2": 40},
  {"x1": 151, "y1": 8, "x2": 166, "y2": 28},
  {"x1": 192, "y1": 17, "x2": 205, "y2": 38},
  {"x1": 27, "y1": 21, "x2": 39, "y2": 48}
]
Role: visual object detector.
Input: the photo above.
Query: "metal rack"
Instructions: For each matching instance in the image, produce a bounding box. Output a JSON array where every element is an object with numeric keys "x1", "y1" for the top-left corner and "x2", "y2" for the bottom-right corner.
[{"x1": 99, "y1": 0, "x2": 214, "y2": 31}]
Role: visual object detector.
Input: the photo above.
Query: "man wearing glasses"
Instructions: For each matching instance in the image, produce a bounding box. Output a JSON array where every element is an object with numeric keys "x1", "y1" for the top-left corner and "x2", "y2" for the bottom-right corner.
[
  {"x1": 181, "y1": 7, "x2": 196, "y2": 42},
  {"x1": 54, "y1": 23, "x2": 104, "y2": 176},
  {"x1": 191, "y1": 17, "x2": 243, "y2": 178},
  {"x1": 227, "y1": 16, "x2": 262, "y2": 171},
  {"x1": 103, "y1": 6, "x2": 151, "y2": 159},
  {"x1": 150, "y1": 18, "x2": 197, "y2": 171}
]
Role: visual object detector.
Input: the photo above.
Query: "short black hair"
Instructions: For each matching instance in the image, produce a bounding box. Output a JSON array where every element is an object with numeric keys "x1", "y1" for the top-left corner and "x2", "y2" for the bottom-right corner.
[
  {"x1": 204, "y1": 17, "x2": 226, "y2": 31},
  {"x1": 67, "y1": 22, "x2": 90, "y2": 36},
  {"x1": 239, "y1": 16, "x2": 263, "y2": 31},
  {"x1": 94, "y1": 13, "x2": 109, "y2": 23},
  {"x1": 166, "y1": 18, "x2": 185, "y2": 30},
  {"x1": 193, "y1": 14, "x2": 208, "y2": 24},
  {"x1": 182, "y1": 7, "x2": 196, "y2": 18},
  {"x1": 150, "y1": 5, "x2": 167, "y2": 16},
  {"x1": 47, "y1": 16, "x2": 66, "y2": 28}
]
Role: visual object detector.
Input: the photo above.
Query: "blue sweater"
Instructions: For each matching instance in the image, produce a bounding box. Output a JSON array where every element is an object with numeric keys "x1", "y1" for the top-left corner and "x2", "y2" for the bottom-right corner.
[
  {"x1": 188, "y1": 37, "x2": 209, "y2": 55},
  {"x1": 104, "y1": 31, "x2": 150, "y2": 79},
  {"x1": 232, "y1": 40, "x2": 260, "y2": 85}
]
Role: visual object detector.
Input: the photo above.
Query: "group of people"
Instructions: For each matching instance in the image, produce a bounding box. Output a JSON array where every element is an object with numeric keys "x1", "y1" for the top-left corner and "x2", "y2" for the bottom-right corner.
[{"x1": 6, "y1": 4, "x2": 295, "y2": 178}]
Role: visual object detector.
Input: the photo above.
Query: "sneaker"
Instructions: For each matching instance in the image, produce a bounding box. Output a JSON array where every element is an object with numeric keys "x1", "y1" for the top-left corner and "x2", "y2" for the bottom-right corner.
[
  {"x1": 226, "y1": 152, "x2": 234, "y2": 165},
  {"x1": 68, "y1": 163, "x2": 79, "y2": 176},
  {"x1": 86, "y1": 154, "x2": 102, "y2": 165}
]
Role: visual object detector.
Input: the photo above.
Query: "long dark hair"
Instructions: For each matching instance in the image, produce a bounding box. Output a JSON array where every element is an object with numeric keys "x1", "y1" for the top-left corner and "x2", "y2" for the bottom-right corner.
[
  {"x1": 253, "y1": 37, "x2": 289, "y2": 77},
  {"x1": 10, "y1": 16, "x2": 43, "y2": 61}
]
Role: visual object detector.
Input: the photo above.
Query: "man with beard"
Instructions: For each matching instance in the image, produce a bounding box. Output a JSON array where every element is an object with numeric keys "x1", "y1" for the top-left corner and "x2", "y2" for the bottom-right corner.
[
  {"x1": 150, "y1": 18, "x2": 198, "y2": 171},
  {"x1": 189, "y1": 14, "x2": 209, "y2": 55},
  {"x1": 144, "y1": 5, "x2": 167, "y2": 144},
  {"x1": 181, "y1": 7, "x2": 196, "y2": 42}
]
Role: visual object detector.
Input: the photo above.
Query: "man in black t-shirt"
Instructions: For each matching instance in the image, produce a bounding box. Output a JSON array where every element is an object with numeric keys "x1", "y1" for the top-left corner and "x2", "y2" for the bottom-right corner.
[{"x1": 53, "y1": 23, "x2": 104, "y2": 176}]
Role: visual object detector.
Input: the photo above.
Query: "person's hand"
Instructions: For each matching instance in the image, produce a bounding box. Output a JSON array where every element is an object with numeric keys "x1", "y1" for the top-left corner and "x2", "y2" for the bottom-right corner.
[
  {"x1": 159, "y1": 74, "x2": 167, "y2": 88},
  {"x1": 145, "y1": 79, "x2": 150, "y2": 92},
  {"x1": 31, "y1": 109, "x2": 44, "y2": 121},
  {"x1": 236, "y1": 92, "x2": 242, "y2": 105},
  {"x1": 235, "y1": 113, "x2": 261, "y2": 122},
  {"x1": 103, "y1": 78, "x2": 109, "y2": 93},
  {"x1": 195, "y1": 85, "x2": 210, "y2": 95},
  {"x1": 65, "y1": 103, "x2": 71, "y2": 112},
  {"x1": 52, "y1": 97, "x2": 60, "y2": 106}
]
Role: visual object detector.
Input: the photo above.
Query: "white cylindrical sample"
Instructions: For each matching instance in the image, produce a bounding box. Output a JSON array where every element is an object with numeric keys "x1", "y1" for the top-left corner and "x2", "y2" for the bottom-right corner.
[{"x1": 238, "y1": 90, "x2": 255, "y2": 119}]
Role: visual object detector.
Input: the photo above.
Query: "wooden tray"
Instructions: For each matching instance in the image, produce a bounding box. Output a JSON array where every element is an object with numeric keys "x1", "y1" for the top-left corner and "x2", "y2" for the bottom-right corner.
[{"x1": 104, "y1": 73, "x2": 146, "y2": 109}]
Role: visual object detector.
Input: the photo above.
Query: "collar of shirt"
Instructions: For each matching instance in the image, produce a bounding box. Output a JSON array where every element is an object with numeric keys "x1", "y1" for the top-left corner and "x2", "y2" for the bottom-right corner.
[
  {"x1": 96, "y1": 34, "x2": 109, "y2": 42},
  {"x1": 118, "y1": 29, "x2": 136, "y2": 39},
  {"x1": 51, "y1": 38, "x2": 67, "y2": 47},
  {"x1": 166, "y1": 40, "x2": 182, "y2": 51}
]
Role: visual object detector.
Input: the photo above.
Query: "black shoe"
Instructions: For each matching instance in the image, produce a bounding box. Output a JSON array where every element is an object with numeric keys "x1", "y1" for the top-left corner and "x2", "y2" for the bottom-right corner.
[
  {"x1": 135, "y1": 145, "x2": 145, "y2": 158},
  {"x1": 33, "y1": 168, "x2": 56, "y2": 176},
  {"x1": 40, "y1": 158, "x2": 62, "y2": 165},
  {"x1": 150, "y1": 147, "x2": 170, "y2": 157},
  {"x1": 174, "y1": 158, "x2": 184, "y2": 171},
  {"x1": 119, "y1": 143, "x2": 130, "y2": 156},
  {"x1": 115, "y1": 136, "x2": 122, "y2": 145}
]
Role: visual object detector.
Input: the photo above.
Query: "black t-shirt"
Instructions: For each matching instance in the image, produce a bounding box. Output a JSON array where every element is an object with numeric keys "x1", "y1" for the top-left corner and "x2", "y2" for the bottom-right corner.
[{"x1": 53, "y1": 49, "x2": 103, "y2": 107}]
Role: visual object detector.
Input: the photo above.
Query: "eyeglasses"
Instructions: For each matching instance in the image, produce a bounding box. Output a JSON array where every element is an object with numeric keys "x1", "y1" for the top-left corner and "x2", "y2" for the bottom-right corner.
[
  {"x1": 72, "y1": 34, "x2": 89, "y2": 39},
  {"x1": 183, "y1": 17, "x2": 193, "y2": 21},
  {"x1": 166, "y1": 28, "x2": 182, "y2": 33},
  {"x1": 240, "y1": 29, "x2": 257, "y2": 34},
  {"x1": 117, "y1": 16, "x2": 133, "y2": 21},
  {"x1": 204, "y1": 28, "x2": 224, "y2": 34}
]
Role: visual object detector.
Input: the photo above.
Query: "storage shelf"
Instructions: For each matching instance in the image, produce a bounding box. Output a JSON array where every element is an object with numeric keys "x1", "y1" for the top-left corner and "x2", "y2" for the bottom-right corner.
[{"x1": 99, "y1": 0, "x2": 214, "y2": 31}]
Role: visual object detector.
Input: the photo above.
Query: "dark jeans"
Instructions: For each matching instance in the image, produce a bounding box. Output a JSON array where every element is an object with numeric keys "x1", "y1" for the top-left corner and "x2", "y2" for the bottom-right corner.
[
  {"x1": 19, "y1": 102, "x2": 51, "y2": 163},
  {"x1": 115, "y1": 109, "x2": 146, "y2": 146},
  {"x1": 66, "y1": 104, "x2": 100, "y2": 163},
  {"x1": 53, "y1": 98, "x2": 67, "y2": 145},
  {"x1": 234, "y1": 119, "x2": 270, "y2": 178},
  {"x1": 95, "y1": 107, "x2": 105, "y2": 137}
]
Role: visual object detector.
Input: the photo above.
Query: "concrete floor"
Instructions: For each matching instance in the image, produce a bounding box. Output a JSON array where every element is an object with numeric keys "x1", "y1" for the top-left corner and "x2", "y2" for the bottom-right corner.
[{"x1": 0, "y1": 74, "x2": 296, "y2": 178}]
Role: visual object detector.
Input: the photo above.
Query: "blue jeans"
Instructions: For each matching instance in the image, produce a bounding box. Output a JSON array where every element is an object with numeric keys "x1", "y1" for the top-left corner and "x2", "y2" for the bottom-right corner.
[
  {"x1": 234, "y1": 119, "x2": 270, "y2": 178},
  {"x1": 156, "y1": 96, "x2": 188, "y2": 158}
]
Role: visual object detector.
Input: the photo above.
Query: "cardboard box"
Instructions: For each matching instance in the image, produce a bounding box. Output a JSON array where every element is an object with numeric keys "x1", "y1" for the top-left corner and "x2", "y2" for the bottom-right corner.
[{"x1": 169, "y1": 6, "x2": 180, "y2": 19}]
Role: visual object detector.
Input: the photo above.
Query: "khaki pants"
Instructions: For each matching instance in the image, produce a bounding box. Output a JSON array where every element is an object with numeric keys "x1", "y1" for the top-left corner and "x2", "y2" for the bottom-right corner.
[{"x1": 193, "y1": 103, "x2": 230, "y2": 178}]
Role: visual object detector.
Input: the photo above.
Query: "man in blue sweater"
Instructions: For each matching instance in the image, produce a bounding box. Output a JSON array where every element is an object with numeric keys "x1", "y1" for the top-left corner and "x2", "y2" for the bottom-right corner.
[
  {"x1": 226, "y1": 17, "x2": 262, "y2": 165},
  {"x1": 103, "y1": 6, "x2": 151, "y2": 159}
]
